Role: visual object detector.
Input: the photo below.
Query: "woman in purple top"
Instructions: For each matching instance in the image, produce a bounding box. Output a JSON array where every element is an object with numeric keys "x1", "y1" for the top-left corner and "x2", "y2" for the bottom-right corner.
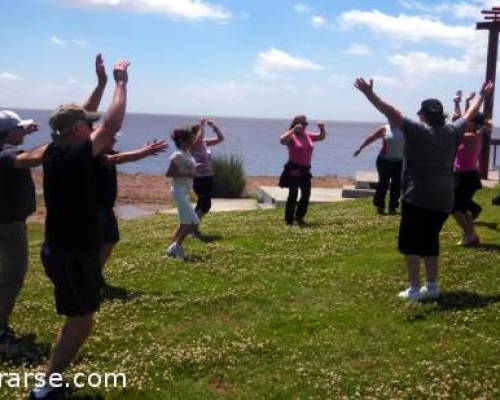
[
  {"x1": 190, "y1": 119, "x2": 224, "y2": 236},
  {"x1": 279, "y1": 115, "x2": 326, "y2": 226}
]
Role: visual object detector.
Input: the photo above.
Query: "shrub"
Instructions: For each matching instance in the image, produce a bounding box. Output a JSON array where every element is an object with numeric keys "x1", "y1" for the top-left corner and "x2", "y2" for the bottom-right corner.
[{"x1": 212, "y1": 155, "x2": 246, "y2": 198}]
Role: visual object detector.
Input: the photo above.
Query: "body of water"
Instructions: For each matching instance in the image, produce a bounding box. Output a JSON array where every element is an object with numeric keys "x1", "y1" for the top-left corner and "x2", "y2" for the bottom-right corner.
[{"x1": 10, "y1": 108, "x2": 500, "y2": 177}]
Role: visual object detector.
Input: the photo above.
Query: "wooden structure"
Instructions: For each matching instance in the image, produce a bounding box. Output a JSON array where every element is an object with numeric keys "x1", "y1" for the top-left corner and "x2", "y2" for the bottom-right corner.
[{"x1": 477, "y1": 7, "x2": 500, "y2": 178}]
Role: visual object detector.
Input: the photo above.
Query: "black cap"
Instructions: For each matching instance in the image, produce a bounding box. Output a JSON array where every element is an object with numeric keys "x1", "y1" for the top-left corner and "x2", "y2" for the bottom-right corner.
[{"x1": 418, "y1": 98, "x2": 444, "y2": 117}]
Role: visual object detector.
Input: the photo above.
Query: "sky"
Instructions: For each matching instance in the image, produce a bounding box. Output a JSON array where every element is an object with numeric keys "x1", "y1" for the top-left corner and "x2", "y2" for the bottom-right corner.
[{"x1": 1, "y1": 0, "x2": 500, "y2": 122}]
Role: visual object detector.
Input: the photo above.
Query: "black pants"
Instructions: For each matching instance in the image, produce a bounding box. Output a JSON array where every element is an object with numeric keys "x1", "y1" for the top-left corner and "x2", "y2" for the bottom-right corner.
[
  {"x1": 193, "y1": 176, "x2": 213, "y2": 215},
  {"x1": 373, "y1": 156, "x2": 402, "y2": 210},
  {"x1": 285, "y1": 179, "x2": 311, "y2": 223}
]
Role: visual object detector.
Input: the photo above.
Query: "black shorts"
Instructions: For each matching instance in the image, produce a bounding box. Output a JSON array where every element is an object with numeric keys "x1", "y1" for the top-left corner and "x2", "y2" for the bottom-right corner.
[
  {"x1": 398, "y1": 201, "x2": 449, "y2": 257},
  {"x1": 99, "y1": 208, "x2": 120, "y2": 244},
  {"x1": 453, "y1": 171, "x2": 482, "y2": 213},
  {"x1": 41, "y1": 245, "x2": 104, "y2": 317}
]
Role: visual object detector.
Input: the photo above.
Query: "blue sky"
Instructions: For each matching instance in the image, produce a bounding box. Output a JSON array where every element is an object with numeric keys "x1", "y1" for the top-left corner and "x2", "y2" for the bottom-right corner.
[{"x1": 1, "y1": 0, "x2": 499, "y2": 121}]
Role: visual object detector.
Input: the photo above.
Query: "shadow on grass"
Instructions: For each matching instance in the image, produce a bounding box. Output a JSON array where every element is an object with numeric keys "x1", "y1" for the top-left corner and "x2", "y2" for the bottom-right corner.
[
  {"x1": 474, "y1": 221, "x2": 498, "y2": 231},
  {"x1": 66, "y1": 394, "x2": 105, "y2": 400},
  {"x1": 196, "y1": 234, "x2": 223, "y2": 243},
  {"x1": 0, "y1": 334, "x2": 50, "y2": 366},
  {"x1": 477, "y1": 243, "x2": 500, "y2": 251},
  {"x1": 102, "y1": 284, "x2": 145, "y2": 302},
  {"x1": 409, "y1": 290, "x2": 500, "y2": 321},
  {"x1": 184, "y1": 253, "x2": 212, "y2": 263}
]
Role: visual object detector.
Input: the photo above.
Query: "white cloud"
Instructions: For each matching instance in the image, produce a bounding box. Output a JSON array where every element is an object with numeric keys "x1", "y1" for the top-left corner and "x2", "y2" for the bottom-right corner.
[
  {"x1": 399, "y1": 0, "x2": 500, "y2": 20},
  {"x1": 294, "y1": 3, "x2": 311, "y2": 14},
  {"x1": 56, "y1": 0, "x2": 231, "y2": 21},
  {"x1": 0, "y1": 72, "x2": 22, "y2": 81},
  {"x1": 339, "y1": 9, "x2": 480, "y2": 49},
  {"x1": 389, "y1": 51, "x2": 475, "y2": 74},
  {"x1": 51, "y1": 36, "x2": 67, "y2": 46},
  {"x1": 344, "y1": 43, "x2": 372, "y2": 56},
  {"x1": 254, "y1": 48, "x2": 323, "y2": 76},
  {"x1": 311, "y1": 15, "x2": 327, "y2": 28}
]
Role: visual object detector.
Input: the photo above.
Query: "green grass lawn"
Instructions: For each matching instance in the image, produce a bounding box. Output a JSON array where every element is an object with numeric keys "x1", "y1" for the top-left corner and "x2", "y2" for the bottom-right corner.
[{"x1": 2, "y1": 190, "x2": 499, "y2": 399}]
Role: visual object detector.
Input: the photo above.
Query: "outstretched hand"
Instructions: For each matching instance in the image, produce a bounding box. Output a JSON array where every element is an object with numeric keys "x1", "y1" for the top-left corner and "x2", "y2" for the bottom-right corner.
[
  {"x1": 113, "y1": 59, "x2": 131, "y2": 84},
  {"x1": 354, "y1": 78, "x2": 374, "y2": 96},
  {"x1": 141, "y1": 139, "x2": 168, "y2": 156},
  {"x1": 317, "y1": 122, "x2": 325, "y2": 130},
  {"x1": 480, "y1": 81, "x2": 494, "y2": 97},
  {"x1": 96, "y1": 54, "x2": 107, "y2": 86}
]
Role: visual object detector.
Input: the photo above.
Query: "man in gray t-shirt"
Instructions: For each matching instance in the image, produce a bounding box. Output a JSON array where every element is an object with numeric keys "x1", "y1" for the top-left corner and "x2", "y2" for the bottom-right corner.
[
  {"x1": 354, "y1": 78, "x2": 493, "y2": 302},
  {"x1": 401, "y1": 117, "x2": 466, "y2": 213}
]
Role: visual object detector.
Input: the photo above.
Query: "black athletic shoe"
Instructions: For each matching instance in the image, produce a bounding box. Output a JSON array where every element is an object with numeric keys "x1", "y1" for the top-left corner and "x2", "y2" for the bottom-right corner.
[
  {"x1": 493, "y1": 194, "x2": 500, "y2": 206},
  {"x1": 0, "y1": 326, "x2": 21, "y2": 344},
  {"x1": 29, "y1": 384, "x2": 73, "y2": 400}
]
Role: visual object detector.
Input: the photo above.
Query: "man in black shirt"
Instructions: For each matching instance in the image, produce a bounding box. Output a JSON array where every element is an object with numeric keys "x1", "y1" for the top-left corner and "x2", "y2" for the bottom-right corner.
[
  {"x1": 30, "y1": 59, "x2": 130, "y2": 400},
  {"x1": 0, "y1": 111, "x2": 45, "y2": 344}
]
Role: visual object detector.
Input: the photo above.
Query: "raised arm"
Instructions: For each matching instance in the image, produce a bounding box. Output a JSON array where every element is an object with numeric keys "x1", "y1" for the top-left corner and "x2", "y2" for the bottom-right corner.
[
  {"x1": 104, "y1": 140, "x2": 168, "y2": 165},
  {"x1": 310, "y1": 122, "x2": 326, "y2": 142},
  {"x1": 91, "y1": 59, "x2": 130, "y2": 156},
  {"x1": 354, "y1": 78, "x2": 403, "y2": 129},
  {"x1": 452, "y1": 90, "x2": 462, "y2": 121},
  {"x1": 204, "y1": 120, "x2": 224, "y2": 146},
  {"x1": 353, "y1": 125, "x2": 386, "y2": 157},
  {"x1": 280, "y1": 125, "x2": 299, "y2": 145},
  {"x1": 465, "y1": 92, "x2": 476, "y2": 113},
  {"x1": 463, "y1": 81, "x2": 494, "y2": 123},
  {"x1": 83, "y1": 54, "x2": 108, "y2": 112}
]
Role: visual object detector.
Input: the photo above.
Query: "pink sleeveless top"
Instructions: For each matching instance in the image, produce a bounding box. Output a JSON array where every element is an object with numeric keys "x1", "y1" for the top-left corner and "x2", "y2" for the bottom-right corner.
[
  {"x1": 288, "y1": 132, "x2": 314, "y2": 166},
  {"x1": 454, "y1": 134, "x2": 481, "y2": 172}
]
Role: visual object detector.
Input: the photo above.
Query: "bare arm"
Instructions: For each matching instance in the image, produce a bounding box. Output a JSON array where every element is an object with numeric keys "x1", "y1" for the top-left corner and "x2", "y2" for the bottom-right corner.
[
  {"x1": 83, "y1": 54, "x2": 108, "y2": 112},
  {"x1": 465, "y1": 92, "x2": 476, "y2": 113},
  {"x1": 309, "y1": 122, "x2": 326, "y2": 142},
  {"x1": 354, "y1": 78, "x2": 404, "y2": 129},
  {"x1": 354, "y1": 126, "x2": 386, "y2": 157},
  {"x1": 463, "y1": 81, "x2": 494, "y2": 123},
  {"x1": 280, "y1": 125, "x2": 300, "y2": 145},
  {"x1": 452, "y1": 90, "x2": 462, "y2": 122},
  {"x1": 14, "y1": 143, "x2": 49, "y2": 169},
  {"x1": 204, "y1": 120, "x2": 224, "y2": 146},
  {"x1": 104, "y1": 140, "x2": 168, "y2": 165},
  {"x1": 91, "y1": 59, "x2": 130, "y2": 157}
]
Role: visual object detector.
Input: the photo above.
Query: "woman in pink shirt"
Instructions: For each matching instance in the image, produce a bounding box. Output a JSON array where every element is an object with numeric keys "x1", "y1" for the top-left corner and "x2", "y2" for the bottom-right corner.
[
  {"x1": 453, "y1": 112, "x2": 491, "y2": 246},
  {"x1": 279, "y1": 115, "x2": 326, "y2": 226}
]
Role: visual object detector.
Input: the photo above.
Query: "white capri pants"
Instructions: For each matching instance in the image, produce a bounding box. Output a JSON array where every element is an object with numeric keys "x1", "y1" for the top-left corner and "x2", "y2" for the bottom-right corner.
[{"x1": 171, "y1": 185, "x2": 200, "y2": 225}]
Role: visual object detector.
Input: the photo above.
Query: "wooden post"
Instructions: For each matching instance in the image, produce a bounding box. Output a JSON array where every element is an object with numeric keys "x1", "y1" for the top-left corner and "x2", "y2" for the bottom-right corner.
[{"x1": 477, "y1": 8, "x2": 500, "y2": 178}]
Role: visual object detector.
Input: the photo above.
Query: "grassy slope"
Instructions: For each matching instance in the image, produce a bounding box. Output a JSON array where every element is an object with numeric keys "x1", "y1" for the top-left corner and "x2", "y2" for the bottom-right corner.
[{"x1": 2, "y1": 190, "x2": 499, "y2": 399}]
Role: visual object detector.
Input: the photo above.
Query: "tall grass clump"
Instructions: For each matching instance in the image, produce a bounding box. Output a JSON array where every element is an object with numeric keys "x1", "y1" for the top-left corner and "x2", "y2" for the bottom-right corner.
[{"x1": 212, "y1": 154, "x2": 246, "y2": 198}]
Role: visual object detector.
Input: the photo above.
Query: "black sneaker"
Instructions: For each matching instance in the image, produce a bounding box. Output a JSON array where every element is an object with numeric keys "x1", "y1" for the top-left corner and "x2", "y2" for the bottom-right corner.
[
  {"x1": 470, "y1": 207, "x2": 482, "y2": 220},
  {"x1": 0, "y1": 326, "x2": 21, "y2": 344},
  {"x1": 492, "y1": 194, "x2": 500, "y2": 206},
  {"x1": 29, "y1": 384, "x2": 74, "y2": 399}
]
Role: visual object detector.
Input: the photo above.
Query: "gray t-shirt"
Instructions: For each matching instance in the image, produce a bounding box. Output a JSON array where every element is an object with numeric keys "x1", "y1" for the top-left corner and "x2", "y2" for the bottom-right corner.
[
  {"x1": 0, "y1": 144, "x2": 36, "y2": 223},
  {"x1": 401, "y1": 117, "x2": 466, "y2": 213}
]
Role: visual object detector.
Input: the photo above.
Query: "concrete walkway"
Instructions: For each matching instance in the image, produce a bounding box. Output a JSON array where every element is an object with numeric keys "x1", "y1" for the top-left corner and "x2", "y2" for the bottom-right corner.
[
  {"x1": 115, "y1": 199, "x2": 273, "y2": 220},
  {"x1": 257, "y1": 186, "x2": 350, "y2": 207}
]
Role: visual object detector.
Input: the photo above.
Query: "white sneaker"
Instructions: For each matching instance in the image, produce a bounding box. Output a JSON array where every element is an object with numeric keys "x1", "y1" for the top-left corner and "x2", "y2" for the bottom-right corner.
[
  {"x1": 420, "y1": 283, "x2": 441, "y2": 299},
  {"x1": 398, "y1": 287, "x2": 421, "y2": 301},
  {"x1": 165, "y1": 243, "x2": 185, "y2": 260}
]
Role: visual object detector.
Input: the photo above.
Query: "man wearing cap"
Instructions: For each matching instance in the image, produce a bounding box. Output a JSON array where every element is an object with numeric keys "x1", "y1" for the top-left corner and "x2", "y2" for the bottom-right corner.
[
  {"x1": 355, "y1": 77, "x2": 493, "y2": 301},
  {"x1": 0, "y1": 111, "x2": 46, "y2": 344},
  {"x1": 30, "y1": 59, "x2": 130, "y2": 400}
]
